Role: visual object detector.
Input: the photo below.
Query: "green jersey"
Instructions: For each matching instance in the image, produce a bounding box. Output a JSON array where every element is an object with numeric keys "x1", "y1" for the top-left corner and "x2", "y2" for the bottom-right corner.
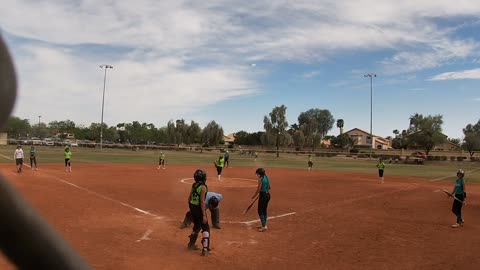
[
  {"x1": 190, "y1": 182, "x2": 208, "y2": 205},
  {"x1": 376, "y1": 162, "x2": 385, "y2": 170},
  {"x1": 215, "y1": 158, "x2": 224, "y2": 168},
  {"x1": 160, "y1": 153, "x2": 165, "y2": 160},
  {"x1": 65, "y1": 150, "x2": 72, "y2": 159},
  {"x1": 30, "y1": 149, "x2": 36, "y2": 157}
]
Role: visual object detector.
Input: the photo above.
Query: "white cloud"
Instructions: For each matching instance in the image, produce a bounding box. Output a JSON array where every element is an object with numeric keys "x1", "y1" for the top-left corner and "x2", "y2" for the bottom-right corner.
[
  {"x1": 2, "y1": 0, "x2": 480, "y2": 126},
  {"x1": 429, "y1": 68, "x2": 480, "y2": 80},
  {"x1": 302, "y1": 71, "x2": 321, "y2": 78}
]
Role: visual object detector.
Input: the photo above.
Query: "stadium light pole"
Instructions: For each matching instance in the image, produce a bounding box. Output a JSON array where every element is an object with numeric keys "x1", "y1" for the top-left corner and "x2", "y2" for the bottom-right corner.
[
  {"x1": 99, "y1": 64, "x2": 113, "y2": 151},
  {"x1": 38, "y1": 115, "x2": 41, "y2": 126},
  {"x1": 364, "y1": 73, "x2": 376, "y2": 159}
]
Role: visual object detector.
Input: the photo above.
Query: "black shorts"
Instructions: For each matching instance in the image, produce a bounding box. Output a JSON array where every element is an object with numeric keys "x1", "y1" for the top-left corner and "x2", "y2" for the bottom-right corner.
[
  {"x1": 378, "y1": 169, "x2": 384, "y2": 177},
  {"x1": 216, "y1": 166, "x2": 223, "y2": 175},
  {"x1": 15, "y1": 158, "x2": 23, "y2": 165},
  {"x1": 189, "y1": 203, "x2": 210, "y2": 233},
  {"x1": 159, "y1": 159, "x2": 165, "y2": 165},
  {"x1": 308, "y1": 161, "x2": 313, "y2": 167},
  {"x1": 65, "y1": 158, "x2": 71, "y2": 166}
]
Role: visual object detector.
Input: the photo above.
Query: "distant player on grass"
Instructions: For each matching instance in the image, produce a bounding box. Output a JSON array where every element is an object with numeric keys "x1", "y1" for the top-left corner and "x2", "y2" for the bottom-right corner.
[
  {"x1": 64, "y1": 146, "x2": 72, "y2": 172},
  {"x1": 180, "y1": 191, "x2": 223, "y2": 230},
  {"x1": 30, "y1": 146, "x2": 38, "y2": 170},
  {"x1": 14, "y1": 145, "x2": 24, "y2": 173},
  {"x1": 157, "y1": 152, "x2": 166, "y2": 170},
  {"x1": 214, "y1": 156, "x2": 225, "y2": 181},
  {"x1": 308, "y1": 154, "x2": 313, "y2": 171},
  {"x1": 224, "y1": 151, "x2": 230, "y2": 168},
  {"x1": 450, "y1": 169, "x2": 466, "y2": 228},
  {"x1": 186, "y1": 169, "x2": 211, "y2": 256},
  {"x1": 252, "y1": 168, "x2": 271, "y2": 232},
  {"x1": 376, "y1": 158, "x2": 385, "y2": 184}
]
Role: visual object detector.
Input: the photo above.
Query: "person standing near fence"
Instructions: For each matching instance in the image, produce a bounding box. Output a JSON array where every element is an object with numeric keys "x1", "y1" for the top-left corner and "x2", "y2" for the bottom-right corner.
[
  {"x1": 14, "y1": 145, "x2": 24, "y2": 173},
  {"x1": 376, "y1": 158, "x2": 385, "y2": 184},
  {"x1": 224, "y1": 151, "x2": 230, "y2": 168},
  {"x1": 450, "y1": 169, "x2": 466, "y2": 228},
  {"x1": 30, "y1": 146, "x2": 38, "y2": 170}
]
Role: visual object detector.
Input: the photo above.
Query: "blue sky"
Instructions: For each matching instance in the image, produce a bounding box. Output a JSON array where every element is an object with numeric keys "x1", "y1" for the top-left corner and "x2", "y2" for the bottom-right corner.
[{"x1": 1, "y1": 0, "x2": 479, "y2": 139}]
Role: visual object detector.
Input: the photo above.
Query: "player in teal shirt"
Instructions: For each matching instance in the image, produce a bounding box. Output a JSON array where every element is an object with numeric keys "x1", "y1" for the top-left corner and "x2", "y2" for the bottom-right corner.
[
  {"x1": 252, "y1": 168, "x2": 271, "y2": 232},
  {"x1": 30, "y1": 146, "x2": 38, "y2": 170},
  {"x1": 450, "y1": 169, "x2": 466, "y2": 228}
]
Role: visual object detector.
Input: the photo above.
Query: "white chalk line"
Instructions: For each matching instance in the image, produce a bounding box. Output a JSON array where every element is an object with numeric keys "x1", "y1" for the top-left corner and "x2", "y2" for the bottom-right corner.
[
  {"x1": 136, "y1": 229, "x2": 153, "y2": 242},
  {"x1": 430, "y1": 167, "x2": 480, "y2": 181},
  {"x1": 0, "y1": 153, "x2": 165, "y2": 220},
  {"x1": 223, "y1": 212, "x2": 297, "y2": 225}
]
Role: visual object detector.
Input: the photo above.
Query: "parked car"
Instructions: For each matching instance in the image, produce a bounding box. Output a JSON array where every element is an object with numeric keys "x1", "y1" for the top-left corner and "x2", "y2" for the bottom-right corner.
[
  {"x1": 31, "y1": 137, "x2": 42, "y2": 145},
  {"x1": 43, "y1": 138, "x2": 55, "y2": 146},
  {"x1": 17, "y1": 137, "x2": 31, "y2": 145}
]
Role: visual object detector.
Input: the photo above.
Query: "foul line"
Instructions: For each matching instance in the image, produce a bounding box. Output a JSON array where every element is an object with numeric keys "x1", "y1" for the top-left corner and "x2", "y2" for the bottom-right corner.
[
  {"x1": 0, "y1": 153, "x2": 164, "y2": 219},
  {"x1": 429, "y1": 167, "x2": 480, "y2": 181},
  {"x1": 224, "y1": 212, "x2": 297, "y2": 225}
]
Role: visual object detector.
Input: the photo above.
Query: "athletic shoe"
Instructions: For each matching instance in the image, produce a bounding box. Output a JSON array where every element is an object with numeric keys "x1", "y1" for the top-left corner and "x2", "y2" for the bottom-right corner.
[
  {"x1": 451, "y1": 223, "x2": 460, "y2": 228},
  {"x1": 212, "y1": 224, "x2": 221, "y2": 229},
  {"x1": 258, "y1": 227, "x2": 268, "y2": 232},
  {"x1": 188, "y1": 244, "x2": 200, "y2": 250},
  {"x1": 202, "y1": 249, "x2": 209, "y2": 257}
]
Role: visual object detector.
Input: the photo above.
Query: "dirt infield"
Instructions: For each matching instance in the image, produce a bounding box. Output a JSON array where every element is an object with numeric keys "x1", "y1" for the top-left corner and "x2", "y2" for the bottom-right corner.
[{"x1": 0, "y1": 163, "x2": 479, "y2": 270}]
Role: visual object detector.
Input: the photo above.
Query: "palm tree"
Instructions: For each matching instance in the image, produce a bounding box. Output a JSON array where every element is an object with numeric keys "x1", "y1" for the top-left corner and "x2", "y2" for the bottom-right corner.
[{"x1": 336, "y1": 119, "x2": 344, "y2": 135}]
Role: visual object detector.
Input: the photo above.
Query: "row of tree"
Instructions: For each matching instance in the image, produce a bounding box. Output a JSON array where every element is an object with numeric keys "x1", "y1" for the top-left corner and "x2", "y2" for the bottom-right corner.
[
  {"x1": 4, "y1": 108, "x2": 480, "y2": 157},
  {"x1": 4, "y1": 117, "x2": 224, "y2": 147}
]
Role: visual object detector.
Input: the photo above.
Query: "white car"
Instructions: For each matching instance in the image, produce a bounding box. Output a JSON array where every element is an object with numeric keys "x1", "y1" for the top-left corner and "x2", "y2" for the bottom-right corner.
[
  {"x1": 43, "y1": 138, "x2": 55, "y2": 146},
  {"x1": 31, "y1": 137, "x2": 42, "y2": 145}
]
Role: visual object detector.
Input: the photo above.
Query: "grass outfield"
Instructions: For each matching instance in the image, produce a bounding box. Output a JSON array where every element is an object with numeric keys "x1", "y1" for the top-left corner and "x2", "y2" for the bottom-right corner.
[{"x1": 1, "y1": 145, "x2": 479, "y2": 182}]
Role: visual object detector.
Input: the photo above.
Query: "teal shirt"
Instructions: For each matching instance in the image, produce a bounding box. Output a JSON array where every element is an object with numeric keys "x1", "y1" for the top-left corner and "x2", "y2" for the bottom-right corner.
[
  {"x1": 30, "y1": 149, "x2": 35, "y2": 157},
  {"x1": 453, "y1": 178, "x2": 465, "y2": 195},
  {"x1": 260, "y1": 176, "x2": 270, "y2": 193}
]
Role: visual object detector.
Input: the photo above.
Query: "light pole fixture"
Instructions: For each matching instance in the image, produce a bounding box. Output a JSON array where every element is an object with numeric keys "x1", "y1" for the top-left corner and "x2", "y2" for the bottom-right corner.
[
  {"x1": 38, "y1": 115, "x2": 41, "y2": 126},
  {"x1": 364, "y1": 73, "x2": 376, "y2": 159},
  {"x1": 99, "y1": 64, "x2": 113, "y2": 151}
]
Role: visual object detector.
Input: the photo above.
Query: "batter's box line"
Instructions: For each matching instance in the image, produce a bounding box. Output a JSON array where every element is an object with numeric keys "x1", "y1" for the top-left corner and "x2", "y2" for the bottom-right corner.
[{"x1": 223, "y1": 212, "x2": 297, "y2": 225}]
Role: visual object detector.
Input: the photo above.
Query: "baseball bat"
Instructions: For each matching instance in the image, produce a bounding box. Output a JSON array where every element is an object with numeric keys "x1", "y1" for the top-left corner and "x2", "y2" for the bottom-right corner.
[
  {"x1": 243, "y1": 194, "x2": 259, "y2": 215},
  {"x1": 443, "y1": 190, "x2": 464, "y2": 204}
]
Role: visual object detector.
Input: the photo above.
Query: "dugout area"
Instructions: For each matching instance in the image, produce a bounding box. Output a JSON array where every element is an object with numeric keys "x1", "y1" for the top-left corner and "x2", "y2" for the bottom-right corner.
[{"x1": 0, "y1": 163, "x2": 479, "y2": 270}]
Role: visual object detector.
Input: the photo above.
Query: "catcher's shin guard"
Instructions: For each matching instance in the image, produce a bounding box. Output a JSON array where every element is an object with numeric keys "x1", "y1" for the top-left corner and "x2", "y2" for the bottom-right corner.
[{"x1": 201, "y1": 231, "x2": 210, "y2": 250}]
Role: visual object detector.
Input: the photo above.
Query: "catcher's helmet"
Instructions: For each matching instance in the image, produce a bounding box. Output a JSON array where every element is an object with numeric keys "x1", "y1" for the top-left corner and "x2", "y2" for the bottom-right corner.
[
  {"x1": 255, "y1": 168, "x2": 266, "y2": 176},
  {"x1": 457, "y1": 169, "x2": 465, "y2": 176},
  {"x1": 208, "y1": 196, "x2": 219, "y2": 208},
  {"x1": 194, "y1": 169, "x2": 207, "y2": 183}
]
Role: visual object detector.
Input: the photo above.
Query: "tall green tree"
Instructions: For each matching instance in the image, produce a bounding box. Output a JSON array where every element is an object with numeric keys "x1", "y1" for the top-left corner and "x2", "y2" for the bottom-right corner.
[
  {"x1": 185, "y1": 121, "x2": 202, "y2": 145},
  {"x1": 462, "y1": 120, "x2": 480, "y2": 158},
  {"x1": 263, "y1": 105, "x2": 288, "y2": 157},
  {"x1": 336, "y1": 119, "x2": 344, "y2": 134},
  {"x1": 31, "y1": 123, "x2": 49, "y2": 138},
  {"x1": 407, "y1": 114, "x2": 446, "y2": 155},
  {"x1": 201, "y1": 121, "x2": 224, "y2": 147},
  {"x1": 5, "y1": 116, "x2": 31, "y2": 138},
  {"x1": 298, "y1": 108, "x2": 334, "y2": 151}
]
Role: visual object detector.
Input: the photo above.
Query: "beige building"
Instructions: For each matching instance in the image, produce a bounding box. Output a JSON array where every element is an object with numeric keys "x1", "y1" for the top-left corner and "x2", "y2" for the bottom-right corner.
[
  {"x1": 224, "y1": 133, "x2": 235, "y2": 145},
  {"x1": 345, "y1": 128, "x2": 391, "y2": 149}
]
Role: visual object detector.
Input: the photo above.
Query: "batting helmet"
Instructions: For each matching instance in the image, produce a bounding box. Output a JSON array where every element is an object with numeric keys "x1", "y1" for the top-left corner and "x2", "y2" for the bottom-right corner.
[
  {"x1": 255, "y1": 168, "x2": 266, "y2": 177},
  {"x1": 208, "y1": 196, "x2": 219, "y2": 208},
  {"x1": 194, "y1": 169, "x2": 207, "y2": 183},
  {"x1": 457, "y1": 169, "x2": 465, "y2": 176}
]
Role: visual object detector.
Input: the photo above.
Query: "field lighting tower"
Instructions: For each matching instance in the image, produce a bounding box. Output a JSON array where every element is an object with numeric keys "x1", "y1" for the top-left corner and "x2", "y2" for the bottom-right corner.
[
  {"x1": 364, "y1": 73, "x2": 376, "y2": 159},
  {"x1": 99, "y1": 64, "x2": 113, "y2": 151}
]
